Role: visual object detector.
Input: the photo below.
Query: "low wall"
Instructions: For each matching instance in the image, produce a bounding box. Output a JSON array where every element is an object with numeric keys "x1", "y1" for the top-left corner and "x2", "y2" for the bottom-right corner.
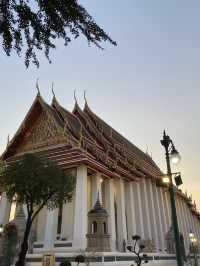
[{"x1": 25, "y1": 252, "x2": 178, "y2": 266}]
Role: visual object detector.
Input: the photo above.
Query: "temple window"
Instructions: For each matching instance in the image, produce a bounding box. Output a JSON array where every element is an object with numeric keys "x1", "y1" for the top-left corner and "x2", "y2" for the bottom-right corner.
[
  {"x1": 92, "y1": 221, "x2": 97, "y2": 234},
  {"x1": 57, "y1": 203, "x2": 63, "y2": 239},
  {"x1": 103, "y1": 222, "x2": 107, "y2": 234}
]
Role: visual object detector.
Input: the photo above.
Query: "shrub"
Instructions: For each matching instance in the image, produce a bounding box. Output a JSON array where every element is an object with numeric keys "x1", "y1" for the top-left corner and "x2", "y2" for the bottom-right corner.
[{"x1": 60, "y1": 260, "x2": 71, "y2": 266}]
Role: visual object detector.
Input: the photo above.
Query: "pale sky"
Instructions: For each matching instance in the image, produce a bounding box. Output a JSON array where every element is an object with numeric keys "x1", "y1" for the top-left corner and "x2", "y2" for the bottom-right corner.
[{"x1": 0, "y1": 0, "x2": 200, "y2": 208}]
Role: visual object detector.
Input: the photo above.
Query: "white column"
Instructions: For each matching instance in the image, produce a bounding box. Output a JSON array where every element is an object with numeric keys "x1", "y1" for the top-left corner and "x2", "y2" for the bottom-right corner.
[
  {"x1": 183, "y1": 201, "x2": 192, "y2": 251},
  {"x1": 92, "y1": 172, "x2": 102, "y2": 206},
  {"x1": 152, "y1": 184, "x2": 165, "y2": 251},
  {"x1": 191, "y1": 214, "x2": 198, "y2": 241},
  {"x1": 179, "y1": 199, "x2": 189, "y2": 251},
  {"x1": 148, "y1": 179, "x2": 159, "y2": 250},
  {"x1": 105, "y1": 178, "x2": 116, "y2": 251},
  {"x1": 125, "y1": 181, "x2": 136, "y2": 242},
  {"x1": 159, "y1": 187, "x2": 168, "y2": 237},
  {"x1": 115, "y1": 178, "x2": 127, "y2": 251},
  {"x1": 141, "y1": 178, "x2": 152, "y2": 240},
  {"x1": 0, "y1": 192, "x2": 10, "y2": 225},
  {"x1": 73, "y1": 165, "x2": 88, "y2": 249},
  {"x1": 163, "y1": 189, "x2": 170, "y2": 230},
  {"x1": 44, "y1": 208, "x2": 58, "y2": 250},
  {"x1": 176, "y1": 196, "x2": 184, "y2": 236},
  {"x1": 135, "y1": 181, "x2": 145, "y2": 239}
]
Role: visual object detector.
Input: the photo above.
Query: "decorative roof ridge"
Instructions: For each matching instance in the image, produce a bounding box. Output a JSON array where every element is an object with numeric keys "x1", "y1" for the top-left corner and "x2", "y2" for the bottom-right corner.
[
  {"x1": 84, "y1": 103, "x2": 161, "y2": 172},
  {"x1": 51, "y1": 95, "x2": 84, "y2": 126}
]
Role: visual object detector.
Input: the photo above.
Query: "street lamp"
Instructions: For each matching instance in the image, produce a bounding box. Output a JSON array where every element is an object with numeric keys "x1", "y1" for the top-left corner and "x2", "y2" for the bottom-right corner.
[
  {"x1": 189, "y1": 231, "x2": 199, "y2": 266},
  {"x1": 0, "y1": 224, "x2": 3, "y2": 236},
  {"x1": 161, "y1": 130, "x2": 183, "y2": 266}
]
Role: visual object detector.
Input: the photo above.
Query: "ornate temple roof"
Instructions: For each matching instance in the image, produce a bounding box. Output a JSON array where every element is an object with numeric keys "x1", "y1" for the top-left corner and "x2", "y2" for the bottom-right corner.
[
  {"x1": 2, "y1": 93, "x2": 162, "y2": 181},
  {"x1": 1, "y1": 92, "x2": 200, "y2": 216}
]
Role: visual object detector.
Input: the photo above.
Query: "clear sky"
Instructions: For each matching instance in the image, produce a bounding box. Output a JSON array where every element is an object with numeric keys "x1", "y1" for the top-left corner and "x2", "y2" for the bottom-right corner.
[{"x1": 0, "y1": 0, "x2": 200, "y2": 207}]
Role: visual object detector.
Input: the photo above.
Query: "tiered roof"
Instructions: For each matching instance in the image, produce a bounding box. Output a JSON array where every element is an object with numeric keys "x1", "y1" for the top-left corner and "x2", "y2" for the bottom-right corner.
[
  {"x1": 1, "y1": 92, "x2": 200, "y2": 218},
  {"x1": 2, "y1": 92, "x2": 162, "y2": 180}
]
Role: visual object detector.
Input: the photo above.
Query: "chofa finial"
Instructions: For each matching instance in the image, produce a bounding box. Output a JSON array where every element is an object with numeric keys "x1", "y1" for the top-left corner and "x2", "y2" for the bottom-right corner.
[
  {"x1": 74, "y1": 90, "x2": 77, "y2": 103},
  {"x1": 84, "y1": 90, "x2": 87, "y2": 104},
  {"x1": 7, "y1": 134, "x2": 10, "y2": 147},
  {"x1": 52, "y1": 82, "x2": 55, "y2": 97},
  {"x1": 36, "y1": 78, "x2": 40, "y2": 95}
]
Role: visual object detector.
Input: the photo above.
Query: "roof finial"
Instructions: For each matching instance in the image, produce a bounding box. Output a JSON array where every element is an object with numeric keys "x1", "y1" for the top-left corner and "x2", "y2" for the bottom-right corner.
[
  {"x1": 52, "y1": 82, "x2": 55, "y2": 97},
  {"x1": 84, "y1": 90, "x2": 87, "y2": 104},
  {"x1": 7, "y1": 134, "x2": 10, "y2": 147},
  {"x1": 74, "y1": 90, "x2": 77, "y2": 103},
  {"x1": 36, "y1": 78, "x2": 40, "y2": 95}
]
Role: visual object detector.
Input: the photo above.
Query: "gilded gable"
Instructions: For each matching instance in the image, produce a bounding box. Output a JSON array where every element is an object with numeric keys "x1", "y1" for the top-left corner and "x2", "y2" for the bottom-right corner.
[{"x1": 16, "y1": 110, "x2": 65, "y2": 154}]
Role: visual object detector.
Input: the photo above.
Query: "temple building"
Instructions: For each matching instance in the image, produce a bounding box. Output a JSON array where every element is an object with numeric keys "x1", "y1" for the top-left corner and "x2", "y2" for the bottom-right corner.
[{"x1": 0, "y1": 91, "x2": 200, "y2": 262}]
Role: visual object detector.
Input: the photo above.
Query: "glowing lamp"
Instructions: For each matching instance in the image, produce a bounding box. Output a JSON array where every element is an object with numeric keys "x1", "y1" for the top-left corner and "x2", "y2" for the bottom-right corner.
[
  {"x1": 0, "y1": 224, "x2": 3, "y2": 234},
  {"x1": 170, "y1": 147, "x2": 181, "y2": 165},
  {"x1": 163, "y1": 176, "x2": 170, "y2": 184}
]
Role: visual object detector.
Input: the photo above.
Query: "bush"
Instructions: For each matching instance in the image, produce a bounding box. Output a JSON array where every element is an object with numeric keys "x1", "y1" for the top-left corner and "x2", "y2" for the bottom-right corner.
[
  {"x1": 60, "y1": 260, "x2": 71, "y2": 266},
  {"x1": 75, "y1": 255, "x2": 85, "y2": 265}
]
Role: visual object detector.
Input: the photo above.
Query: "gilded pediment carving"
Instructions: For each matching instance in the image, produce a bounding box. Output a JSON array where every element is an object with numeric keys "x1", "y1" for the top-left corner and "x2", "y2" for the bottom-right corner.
[{"x1": 16, "y1": 111, "x2": 65, "y2": 153}]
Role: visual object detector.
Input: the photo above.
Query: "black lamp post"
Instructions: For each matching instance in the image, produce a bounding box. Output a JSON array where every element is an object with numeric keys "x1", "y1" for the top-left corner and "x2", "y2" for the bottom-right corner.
[{"x1": 161, "y1": 130, "x2": 183, "y2": 266}]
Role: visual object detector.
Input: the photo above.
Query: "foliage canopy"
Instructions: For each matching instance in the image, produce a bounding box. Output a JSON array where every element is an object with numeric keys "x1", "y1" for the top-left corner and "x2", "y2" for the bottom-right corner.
[
  {"x1": 1, "y1": 153, "x2": 75, "y2": 215},
  {"x1": 1, "y1": 153, "x2": 75, "y2": 266},
  {"x1": 0, "y1": 0, "x2": 116, "y2": 67}
]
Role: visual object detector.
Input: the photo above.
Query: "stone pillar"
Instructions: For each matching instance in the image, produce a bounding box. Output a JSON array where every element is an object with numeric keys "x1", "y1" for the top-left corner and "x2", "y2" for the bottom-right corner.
[
  {"x1": 152, "y1": 183, "x2": 165, "y2": 251},
  {"x1": 158, "y1": 187, "x2": 168, "y2": 238},
  {"x1": 147, "y1": 179, "x2": 159, "y2": 250},
  {"x1": 104, "y1": 178, "x2": 116, "y2": 251},
  {"x1": 176, "y1": 197, "x2": 184, "y2": 237},
  {"x1": 92, "y1": 172, "x2": 102, "y2": 205},
  {"x1": 44, "y1": 208, "x2": 58, "y2": 250},
  {"x1": 0, "y1": 193, "x2": 10, "y2": 225},
  {"x1": 133, "y1": 181, "x2": 144, "y2": 239},
  {"x1": 125, "y1": 181, "x2": 136, "y2": 242},
  {"x1": 182, "y1": 201, "x2": 191, "y2": 252},
  {"x1": 163, "y1": 189, "x2": 171, "y2": 229},
  {"x1": 73, "y1": 165, "x2": 88, "y2": 249},
  {"x1": 179, "y1": 199, "x2": 189, "y2": 252},
  {"x1": 141, "y1": 178, "x2": 152, "y2": 240},
  {"x1": 115, "y1": 178, "x2": 127, "y2": 251}
]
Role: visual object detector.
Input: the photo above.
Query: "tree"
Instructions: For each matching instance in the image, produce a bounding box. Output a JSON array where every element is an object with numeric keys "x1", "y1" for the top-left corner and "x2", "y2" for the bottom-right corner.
[
  {"x1": 0, "y1": 0, "x2": 117, "y2": 67},
  {"x1": 0, "y1": 153, "x2": 75, "y2": 266},
  {"x1": 127, "y1": 235, "x2": 148, "y2": 266}
]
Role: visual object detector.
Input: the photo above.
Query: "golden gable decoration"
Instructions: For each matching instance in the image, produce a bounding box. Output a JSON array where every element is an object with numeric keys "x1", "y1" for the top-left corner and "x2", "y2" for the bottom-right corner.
[{"x1": 16, "y1": 110, "x2": 65, "y2": 154}]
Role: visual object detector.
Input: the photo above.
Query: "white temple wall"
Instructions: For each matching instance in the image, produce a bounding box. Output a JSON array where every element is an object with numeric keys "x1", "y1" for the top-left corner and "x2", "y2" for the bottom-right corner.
[
  {"x1": 114, "y1": 177, "x2": 127, "y2": 251},
  {"x1": 146, "y1": 178, "x2": 159, "y2": 250},
  {"x1": 0, "y1": 192, "x2": 11, "y2": 225},
  {"x1": 140, "y1": 178, "x2": 152, "y2": 240},
  {"x1": 87, "y1": 174, "x2": 92, "y2": 210},
  {"x1": 125, "y1": 181, "x2": 136, "y2": 242},
  {"x1": 73, "y1": 165, "x2": 88, "y2": 249},
  {"x1": 178, "y1": 197, "x2": 189, "y2": 251},
  {"x1": 132, "y1": 181, "x2": 144, "y2": 239},
  {"x1": 152, "y1": 182, "x2": 165, "y2": 251},
  {"x1": 61, "y1": 198, "x2": 74, "y2": 240},
  {"x1": 158, "y1": 186, "x2": 168, "y2": 249},
  {"x1": 175, "y1": 196, "x2": 184, "y2": 237},
  {"x1": 162, "y1": 188, "x2": 171, "y2": 232},
  {"x1": 37, "y1": 207, "x2": 47, "y2": 242},
  {"x1": 44, "y1": 208, "x2": 59, "y2": 249},
  {"x1": 104, "y1": 178, "x2": 116, "y2": 251}
]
